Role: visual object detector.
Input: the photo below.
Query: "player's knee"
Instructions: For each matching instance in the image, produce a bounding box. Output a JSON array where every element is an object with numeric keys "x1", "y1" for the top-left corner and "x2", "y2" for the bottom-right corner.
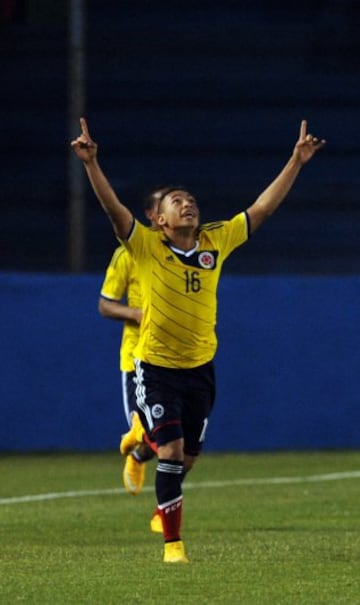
[{"x1": 158, "y1": 438, "x2": 184, "y2": 461}]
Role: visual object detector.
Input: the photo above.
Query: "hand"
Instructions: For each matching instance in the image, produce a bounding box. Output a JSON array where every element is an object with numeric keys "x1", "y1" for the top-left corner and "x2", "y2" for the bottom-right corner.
[
  {"x1": 132, "y1": 308, "x2": 143, "y2": 325},
  {"x1": 293, "y1": 120, "x2": 326, "y2": 165},
  {"x1": 70, "y1": 117, "x2": 98, "y2": 163}
]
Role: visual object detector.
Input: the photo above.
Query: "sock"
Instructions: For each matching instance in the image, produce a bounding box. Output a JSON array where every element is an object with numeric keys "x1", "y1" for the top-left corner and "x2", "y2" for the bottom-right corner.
[
  {"x1": 156, "y1": 459, "x2": 184, "y2": 542},
  {"x1": 132, "y1": 443, "x2": 155, "y2": 463}
]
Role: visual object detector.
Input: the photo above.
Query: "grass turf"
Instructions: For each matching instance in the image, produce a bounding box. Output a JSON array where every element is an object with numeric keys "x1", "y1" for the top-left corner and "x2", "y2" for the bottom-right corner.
[{"x1": 1, "y1": 451, "x2": 360, "y2": 604}]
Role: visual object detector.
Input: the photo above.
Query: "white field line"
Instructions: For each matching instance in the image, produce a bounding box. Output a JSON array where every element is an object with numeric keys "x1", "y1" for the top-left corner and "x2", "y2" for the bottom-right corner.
[{"x1": 1, "y1": 470, "x2": 360, "y2": 506}]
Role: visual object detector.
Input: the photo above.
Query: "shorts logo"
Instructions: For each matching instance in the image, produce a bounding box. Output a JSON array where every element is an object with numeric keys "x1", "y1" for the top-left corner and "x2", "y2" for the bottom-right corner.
[
  {"x1": 151, "y1": 404, "x2": 164, "y2": 419},
  {"x1": 198, "y1": 251, "x2": 215, "y2": 269}
]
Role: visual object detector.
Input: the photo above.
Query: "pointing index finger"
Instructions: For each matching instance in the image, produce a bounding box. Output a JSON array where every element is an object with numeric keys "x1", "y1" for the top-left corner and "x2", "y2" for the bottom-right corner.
[
  {"x1": 300, "y1": 119, "x2": 307, "y2": 140},
  {"x1": 80, "y1": 117, "x2": 89, "y2": 137}
]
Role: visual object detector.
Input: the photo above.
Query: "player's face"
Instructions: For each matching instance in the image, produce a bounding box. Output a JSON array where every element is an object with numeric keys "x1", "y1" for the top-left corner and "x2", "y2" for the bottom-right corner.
[{"x1": 157, "y1": 190, "x2": 200, "y2": 230}]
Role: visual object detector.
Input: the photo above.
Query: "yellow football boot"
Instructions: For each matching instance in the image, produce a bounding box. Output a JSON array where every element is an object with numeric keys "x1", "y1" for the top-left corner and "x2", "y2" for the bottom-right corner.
[
  {"x1": 120, "y1": 412, "x2": 145, "y2": 456},
  {"x1": 150, "y1": 511, "x2": 163, "y2": 534},
  {"x1": 122, "y1": 454, "x2": 145, "y2": 495},
  {"x1": 163, "y1": 540, "x2": 189, "y2": 564}
]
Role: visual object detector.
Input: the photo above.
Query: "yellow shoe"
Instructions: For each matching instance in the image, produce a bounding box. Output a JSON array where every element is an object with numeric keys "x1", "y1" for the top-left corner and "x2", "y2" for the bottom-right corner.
[
  {"x1": 132, "y1": 412, "x2": 145, "y2": 443},
  {"x1": 123, "y1": 454, "x2": 145, "y2": 495},
  {"x1": 163, "y1": 540, "x2": 189, "y2": 564},
  {"x1": 120, "y1": 412, "x2": 144, "y2": 456},
  {"x1": 150, "y1": 511, "x2": 163, "y2": 534}
]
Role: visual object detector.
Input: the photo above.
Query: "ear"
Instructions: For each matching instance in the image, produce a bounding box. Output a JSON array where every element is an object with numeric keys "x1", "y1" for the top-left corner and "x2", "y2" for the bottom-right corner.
[{"x1": 157, "y1": 213, "x2": 166, "y2": 226}]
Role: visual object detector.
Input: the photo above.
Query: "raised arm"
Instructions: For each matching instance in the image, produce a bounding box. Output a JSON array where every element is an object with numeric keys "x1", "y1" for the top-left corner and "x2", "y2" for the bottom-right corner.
[
  {"x1": 247, "y1": 120, "x2": 326, "y2": 234},
  {"x1": 71, "y1": 118, "x2": 134, "y2": 240}
]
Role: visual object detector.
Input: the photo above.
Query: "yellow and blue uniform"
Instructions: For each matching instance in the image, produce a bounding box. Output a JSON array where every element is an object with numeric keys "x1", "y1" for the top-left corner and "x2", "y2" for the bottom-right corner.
[
  {"x1": 100, "y1": 246, "x2": 141, "y2": 373},
  {"x1": 100, "y1": 246, "x2": 141, "y2": 426},
  {"x1": 124, "y1": 212, "x2": 249, "y2": 369},
  {"x1": 120, "y1": 211, "x2": 249, "y2": 454}
]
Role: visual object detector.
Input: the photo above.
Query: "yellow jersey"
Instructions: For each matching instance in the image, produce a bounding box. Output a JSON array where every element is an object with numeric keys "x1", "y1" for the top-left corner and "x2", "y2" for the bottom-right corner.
[
  {"x1": 100, "y1": 246, "x2": 141, "y2": 372},
  {"x1": 123, "y1": 212, "x2": 249, "y2": 369}
]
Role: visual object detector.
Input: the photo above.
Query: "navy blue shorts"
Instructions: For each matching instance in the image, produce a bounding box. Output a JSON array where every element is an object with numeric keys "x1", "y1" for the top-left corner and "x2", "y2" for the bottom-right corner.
[{"x1": 134, "y1": 359, "x2": 216, "y2": 456}]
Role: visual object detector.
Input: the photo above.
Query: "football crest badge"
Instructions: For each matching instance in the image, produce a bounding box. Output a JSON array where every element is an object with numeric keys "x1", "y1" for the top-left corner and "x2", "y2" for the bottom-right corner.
[{"x1": 198, "y1": 251, "x2": 215, "y2": 269}]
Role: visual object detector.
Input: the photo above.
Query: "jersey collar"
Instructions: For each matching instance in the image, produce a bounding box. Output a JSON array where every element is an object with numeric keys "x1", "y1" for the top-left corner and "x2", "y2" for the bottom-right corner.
[{"x1": 168, "y1": 240, "x2": 199, "y2": 258}]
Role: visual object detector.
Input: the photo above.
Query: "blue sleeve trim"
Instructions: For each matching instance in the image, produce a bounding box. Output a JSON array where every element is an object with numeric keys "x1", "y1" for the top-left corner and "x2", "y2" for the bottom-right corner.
[
  {"x1": 126, "y1": 218, "x2": 136, "y2": 240},
  {"x1": 244, "y1": 210, "x2": 251, "y2": 238},
  {"x1": 99, "y1": 293, "x2": 122, "y2": 303}
]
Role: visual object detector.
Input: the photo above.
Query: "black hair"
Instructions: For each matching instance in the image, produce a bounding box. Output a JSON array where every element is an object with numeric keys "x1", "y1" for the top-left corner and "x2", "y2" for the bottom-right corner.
[{"x1": 143, "y1": 185, "x2": 188, "y2": 212}]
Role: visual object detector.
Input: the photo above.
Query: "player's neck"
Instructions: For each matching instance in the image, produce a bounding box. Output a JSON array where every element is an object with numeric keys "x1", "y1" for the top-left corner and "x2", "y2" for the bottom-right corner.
[{"x1": 163, "y1": 226, "x2": 197, "y2": 252}]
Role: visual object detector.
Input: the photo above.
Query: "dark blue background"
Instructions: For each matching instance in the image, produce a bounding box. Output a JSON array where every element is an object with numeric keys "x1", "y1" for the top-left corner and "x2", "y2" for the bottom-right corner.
[
  {"x1": 1, "y1": 0, "x2": 360, "y2": 273},
  {"x1": 1, "y1": 272, "x2": 359, "y2": 452}
]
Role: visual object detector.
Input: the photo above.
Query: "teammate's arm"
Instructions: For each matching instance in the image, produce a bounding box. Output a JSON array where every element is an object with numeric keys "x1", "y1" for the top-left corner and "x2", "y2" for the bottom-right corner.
[
  {"x1": 71, "y1": 117, "x2": 134, "y2": 240},
  {"x1": 98, "y1": 297, "x2": 142, "y2": 325},
  {"x1": 246, "y1": 120, "x2": 325, "y2": 234}
]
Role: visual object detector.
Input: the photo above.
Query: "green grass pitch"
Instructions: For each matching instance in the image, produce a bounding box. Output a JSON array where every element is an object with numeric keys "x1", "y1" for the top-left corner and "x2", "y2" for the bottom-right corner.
[{"x1": 1, "y1": 450, "x2": 360, "y2": 604}]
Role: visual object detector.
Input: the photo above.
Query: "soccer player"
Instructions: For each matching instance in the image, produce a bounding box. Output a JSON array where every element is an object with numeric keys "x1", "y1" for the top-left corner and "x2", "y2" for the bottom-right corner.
[
  {"x1": 71, "y1": 118, "x2": 325, "y2": 563},
  {"x1": 98, "y1": 191, "x2": 162, "y2": 497}
]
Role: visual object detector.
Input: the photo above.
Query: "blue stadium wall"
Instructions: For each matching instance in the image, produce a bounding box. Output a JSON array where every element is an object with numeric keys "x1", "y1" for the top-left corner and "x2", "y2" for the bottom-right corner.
[{"x1": 1, "y1": 272, "x2": 360, "y2": 452}]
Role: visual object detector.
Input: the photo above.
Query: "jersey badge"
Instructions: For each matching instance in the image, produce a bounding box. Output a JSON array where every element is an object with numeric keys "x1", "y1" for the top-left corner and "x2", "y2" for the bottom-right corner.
[
  {"x1": 151, "y1": 404, "x2": 165, "y2": 419},
  {"x1": 198, "y1": 251, "x2": 215, "y2": 269}
]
